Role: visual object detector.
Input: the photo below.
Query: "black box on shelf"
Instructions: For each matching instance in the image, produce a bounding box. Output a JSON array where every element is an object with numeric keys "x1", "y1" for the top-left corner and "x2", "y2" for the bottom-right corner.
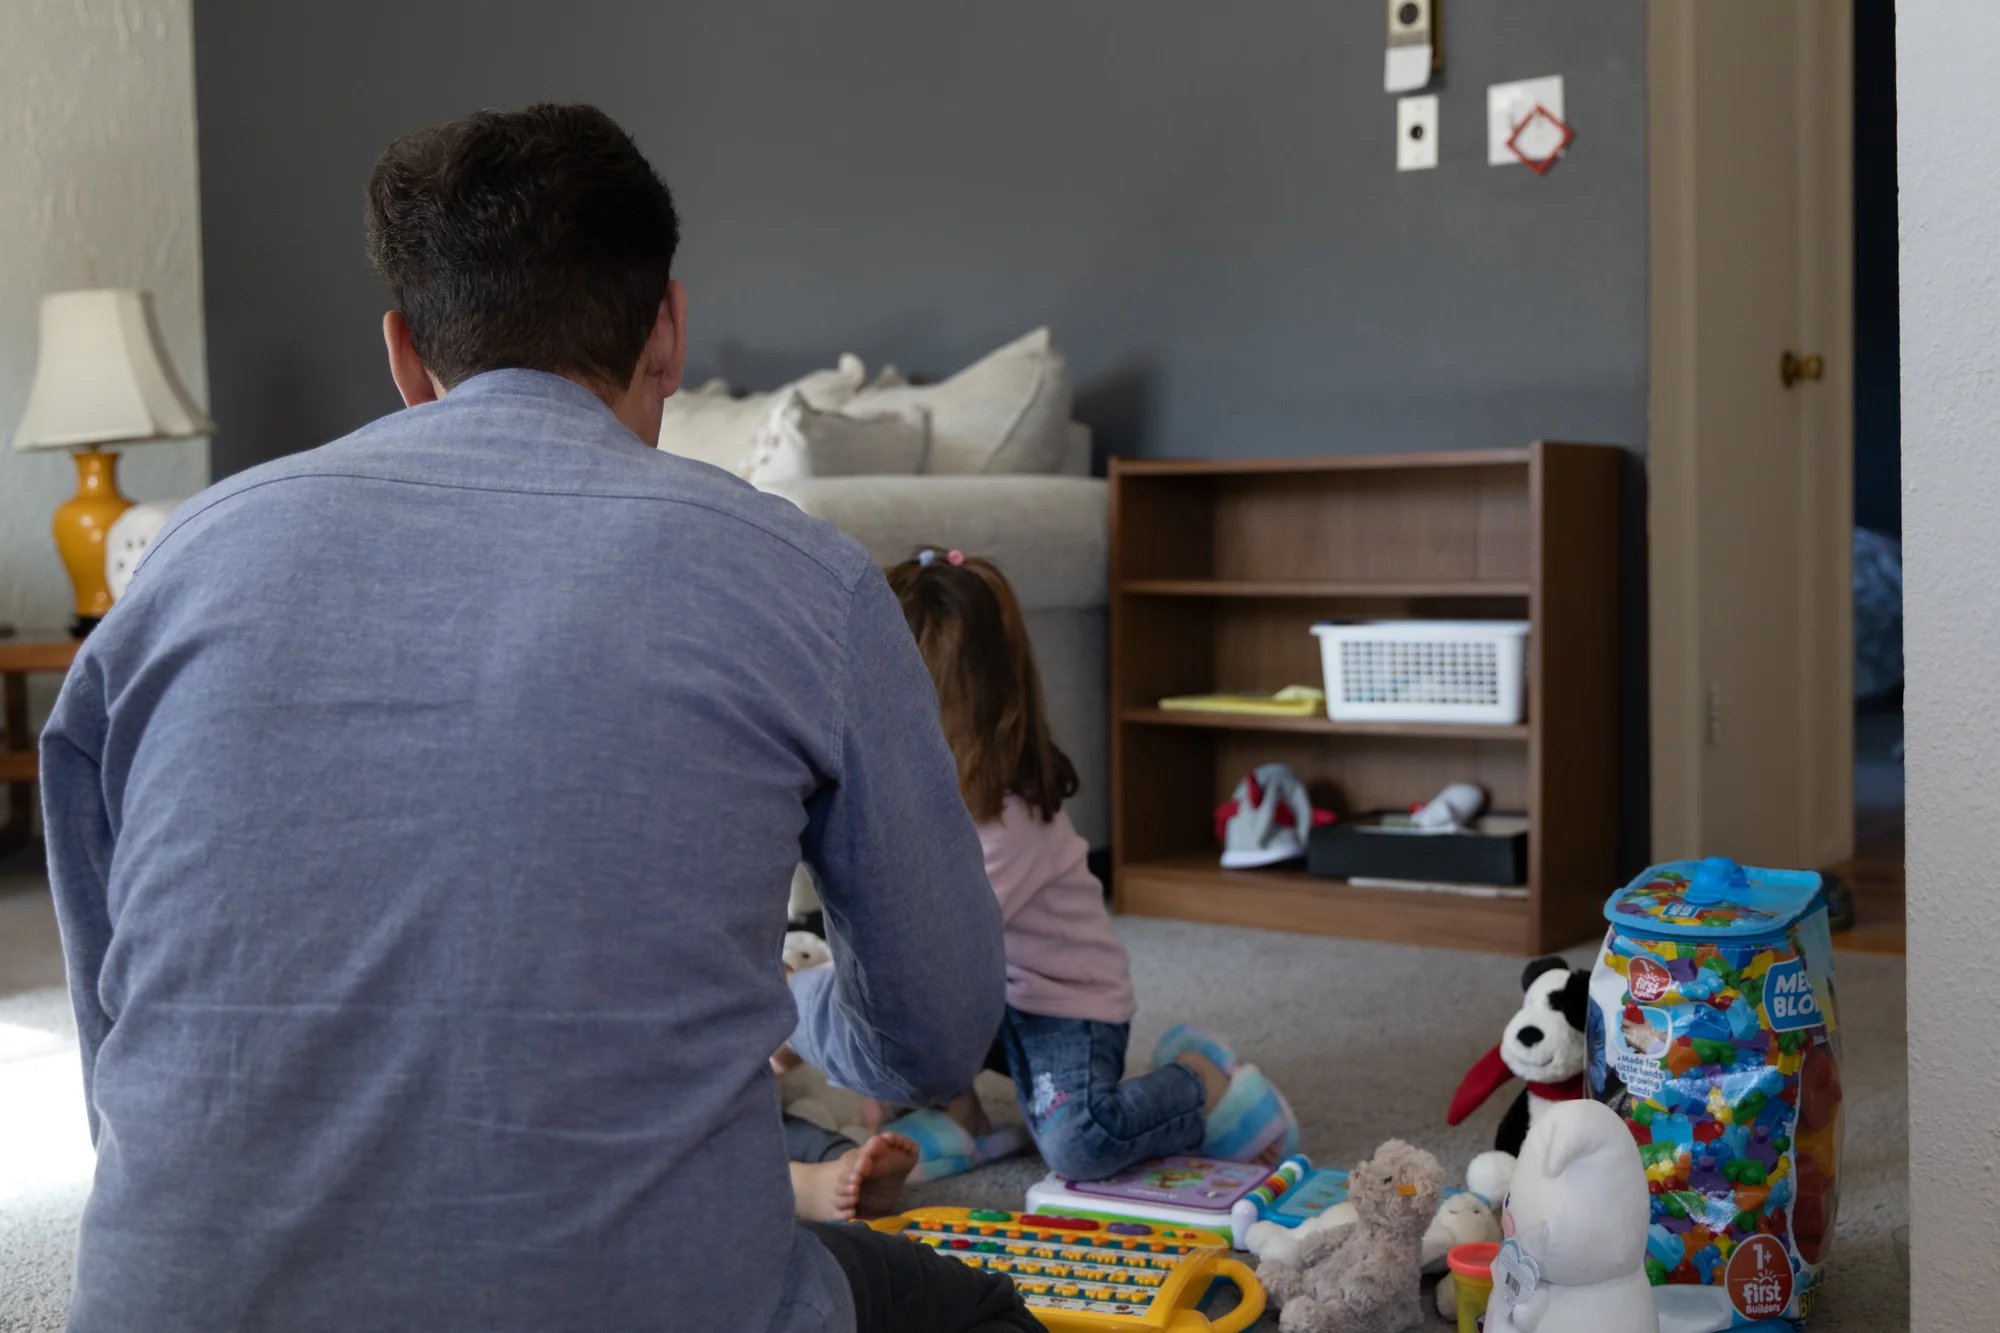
[{"x1": 1306, "y1": 813, "x2": 1529, "y2": 886}]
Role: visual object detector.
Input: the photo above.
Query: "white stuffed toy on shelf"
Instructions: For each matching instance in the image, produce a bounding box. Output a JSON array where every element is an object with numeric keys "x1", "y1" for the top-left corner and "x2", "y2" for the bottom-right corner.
[{"x1": 1482, "y1": 1099, "x2": 1658, "y2": 1333}]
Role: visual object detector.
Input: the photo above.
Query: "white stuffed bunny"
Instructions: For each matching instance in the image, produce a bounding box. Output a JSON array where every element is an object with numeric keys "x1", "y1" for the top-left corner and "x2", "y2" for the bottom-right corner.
[{"x1": 1483, "y1": 1100, "x2": 1658, "y2": 1333}]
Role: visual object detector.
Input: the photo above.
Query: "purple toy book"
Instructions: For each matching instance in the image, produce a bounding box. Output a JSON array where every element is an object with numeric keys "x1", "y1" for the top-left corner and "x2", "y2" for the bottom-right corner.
[{"x1": 1061, "y1": 1156, "x2": 1266, "y2": 1211}]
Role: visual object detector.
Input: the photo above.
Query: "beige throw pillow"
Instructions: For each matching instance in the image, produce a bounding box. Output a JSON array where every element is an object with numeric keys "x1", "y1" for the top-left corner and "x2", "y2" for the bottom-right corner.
[
  {"x1": 845, "y1": 327, "x2": 1072, "y2": 475},
  {"x1": 743, "y1": 390, "x2": 931, "y2": 487},
  {"x1": 657, "y1": 354, "x2": 866, "y2": 475}
]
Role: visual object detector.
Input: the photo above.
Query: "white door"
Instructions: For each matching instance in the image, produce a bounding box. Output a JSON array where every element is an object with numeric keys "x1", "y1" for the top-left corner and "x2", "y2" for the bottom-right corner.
[{"x1": 1648, "y1": 0, "x2": 1854, "y2": 869}]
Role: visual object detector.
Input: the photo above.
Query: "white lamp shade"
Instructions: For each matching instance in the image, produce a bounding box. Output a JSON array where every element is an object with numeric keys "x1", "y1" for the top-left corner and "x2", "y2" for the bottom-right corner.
[{"x1": 11, "y1": 288, "x2": 214, "y2": 451}]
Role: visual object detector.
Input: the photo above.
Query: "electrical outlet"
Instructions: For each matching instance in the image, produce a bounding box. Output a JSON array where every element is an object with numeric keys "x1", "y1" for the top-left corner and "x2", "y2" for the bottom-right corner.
[
  {"x1": 1397, "y1": 95, "x2": 1439, "y2": 171},
  {"x1": 1488, "y1": 75, "x2": 1564, "y2": 165}
]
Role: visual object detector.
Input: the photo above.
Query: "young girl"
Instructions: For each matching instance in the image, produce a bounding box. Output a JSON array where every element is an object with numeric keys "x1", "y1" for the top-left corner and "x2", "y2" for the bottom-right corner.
[{"x1": 887, "y1": 548, "x2": 1298, "y2": 1180}]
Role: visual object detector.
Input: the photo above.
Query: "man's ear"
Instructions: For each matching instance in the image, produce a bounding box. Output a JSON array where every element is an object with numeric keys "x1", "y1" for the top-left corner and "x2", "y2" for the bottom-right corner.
[
  {"x1": 648, "y1": 279, "x2": 688, "y2": 399},
  {"x1": 383, "y1": 311, "x2": 444, "y2": 407}
]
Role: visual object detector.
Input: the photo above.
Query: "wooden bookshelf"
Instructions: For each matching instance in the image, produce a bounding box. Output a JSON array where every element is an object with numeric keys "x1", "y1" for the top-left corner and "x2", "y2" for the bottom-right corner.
[
  {"x1": 1108, "y1": 444, "x2": 1620, "y2": 954},
  {"x1": 1122, "y1": 708, "x2": 1530, "y2": 742}
]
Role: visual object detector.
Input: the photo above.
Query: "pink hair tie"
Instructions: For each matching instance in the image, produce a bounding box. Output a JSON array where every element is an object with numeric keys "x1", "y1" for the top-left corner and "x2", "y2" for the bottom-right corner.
[{"x1": 947, "y1": 549, "x2": 964, "y2": 566}]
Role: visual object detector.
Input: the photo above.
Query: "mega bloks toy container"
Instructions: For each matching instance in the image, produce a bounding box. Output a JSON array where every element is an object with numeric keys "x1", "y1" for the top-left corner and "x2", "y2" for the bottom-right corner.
[{"x1": 1585, "y1": 857, "x2": 1843, "y2": 1329}]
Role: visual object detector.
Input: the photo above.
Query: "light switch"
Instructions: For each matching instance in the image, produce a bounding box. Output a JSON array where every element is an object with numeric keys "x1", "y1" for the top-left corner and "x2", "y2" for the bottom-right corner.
[
  {"x1": 1487, "y1": 76, "x2": 1564, "y2": 165},
  {"x1": 1397, "y1": 95, "x2": 1439, "y2": 171}
]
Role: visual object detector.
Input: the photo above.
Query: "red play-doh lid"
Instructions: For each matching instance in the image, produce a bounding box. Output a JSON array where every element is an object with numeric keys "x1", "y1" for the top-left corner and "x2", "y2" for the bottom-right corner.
[{"x1": 1447, "y1": 1242, "x2": 1502, "y2": 1278}]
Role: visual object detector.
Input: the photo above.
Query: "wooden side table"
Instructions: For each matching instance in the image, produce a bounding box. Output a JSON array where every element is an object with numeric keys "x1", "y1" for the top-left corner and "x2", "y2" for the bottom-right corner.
[{"x1": 1, "y1": 632, "x2": 82, "y2": 852}]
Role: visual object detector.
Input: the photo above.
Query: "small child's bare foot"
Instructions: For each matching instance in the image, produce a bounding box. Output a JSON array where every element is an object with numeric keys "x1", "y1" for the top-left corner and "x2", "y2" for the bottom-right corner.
[
  {"x1": 844, "y1": 1132, "x2": 921, "y2": 1218},
  {"x1": 1175, "y1": 1051, "x2": 1232, "y2": 1114},
  {"x1": 770, "y1": 1042, "x2": 803, "y2": 1076},
  {"x1": 942, "y1": 1087, "x2": 993, "y2": 1138},
  {"x1": 791, "y1": 1155, "x2": 864, "y2": 1222}
]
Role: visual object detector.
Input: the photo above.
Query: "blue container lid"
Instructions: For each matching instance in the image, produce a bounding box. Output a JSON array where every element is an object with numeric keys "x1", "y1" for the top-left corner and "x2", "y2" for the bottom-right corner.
[{"x1": 1604, "y1": 856, "x2": 1825, "y2": 941}]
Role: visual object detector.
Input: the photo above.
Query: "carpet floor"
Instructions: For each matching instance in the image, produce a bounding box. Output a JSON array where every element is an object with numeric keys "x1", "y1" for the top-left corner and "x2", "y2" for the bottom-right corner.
[{"x1": 0, "y1": 899, "x2": 1909, "y2": 1330}]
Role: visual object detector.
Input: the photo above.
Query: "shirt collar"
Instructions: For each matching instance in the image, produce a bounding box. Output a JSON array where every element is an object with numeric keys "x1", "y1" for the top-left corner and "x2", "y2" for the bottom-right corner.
[{"x1": 445, "y1": 367, "x2": 621, "y2": 419}]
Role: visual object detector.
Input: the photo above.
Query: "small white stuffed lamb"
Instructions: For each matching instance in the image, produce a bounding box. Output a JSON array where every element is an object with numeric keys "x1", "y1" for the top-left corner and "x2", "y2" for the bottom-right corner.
[{"x1": 1483, "y1": 1100, "x2": 1658, "y2": 1333}]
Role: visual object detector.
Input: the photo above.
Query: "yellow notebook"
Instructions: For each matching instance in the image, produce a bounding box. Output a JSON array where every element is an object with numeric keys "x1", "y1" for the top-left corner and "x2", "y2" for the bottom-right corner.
[{"x1": 1156, "y1": 686, "x2": 1325, "y2": 717}]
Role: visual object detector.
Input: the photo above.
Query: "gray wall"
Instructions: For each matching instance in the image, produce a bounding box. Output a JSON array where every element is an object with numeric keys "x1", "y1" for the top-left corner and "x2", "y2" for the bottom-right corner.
[
  {"x1": 193, "y1": 0, "x2": 1649, "y2": 869},
  {"x1": 1900, "y1": 1, "x2": 2000, "y2": 1324},
  {"x1": 195, "y1": 0, "x2": 1645, "y2": 473}
]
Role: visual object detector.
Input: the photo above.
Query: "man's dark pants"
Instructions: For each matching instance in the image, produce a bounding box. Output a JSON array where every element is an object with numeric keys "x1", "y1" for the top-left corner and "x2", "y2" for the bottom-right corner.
[{"x1": 801, "y1": 1221, "x2": 1041, "y2": 1332}]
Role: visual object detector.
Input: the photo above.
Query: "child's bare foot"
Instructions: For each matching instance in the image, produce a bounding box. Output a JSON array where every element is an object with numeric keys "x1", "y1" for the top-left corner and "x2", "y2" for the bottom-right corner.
[
  {"x1": 791, "y1": 1154, "x2": 864, "y2": 1222},
  {"x1": 790, "y1": 1133, "x2": 922, "y2": 1221},
  {"x1": 1175, "y1": 1051, "x2": 1231, "y2": 1113},
  {"x1": 942, "y1": 1087, "x2": 993, "y2": 1138},
  {"x1": 844, "y1": 1131, "x2": 921, "y2": 1218},
  {"x1": 770, "y1": 1042, "x2": 803, "y2": 1076},
  {"x1": 791, "y1": 1154, "x2": 861, "y2": 1221}
]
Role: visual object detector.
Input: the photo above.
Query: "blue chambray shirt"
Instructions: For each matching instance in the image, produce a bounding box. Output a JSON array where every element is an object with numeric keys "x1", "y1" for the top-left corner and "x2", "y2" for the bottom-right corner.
[{"x1": 39, "y1": 369, "x2": 1005, "y2": 1332}]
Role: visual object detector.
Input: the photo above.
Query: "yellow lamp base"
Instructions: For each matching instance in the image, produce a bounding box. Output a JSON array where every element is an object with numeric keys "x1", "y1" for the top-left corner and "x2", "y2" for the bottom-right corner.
[{"x1": 53, "y1": 448, "x2": 134, "y2": 637}]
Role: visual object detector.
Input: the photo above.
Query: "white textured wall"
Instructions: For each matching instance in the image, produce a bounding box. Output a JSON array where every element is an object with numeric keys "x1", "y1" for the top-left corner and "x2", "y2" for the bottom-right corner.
[
  {"x1": 0, "y1": 0, "x2": 208, "y2": 635},
  {"x1": 1900, "y1": 2, "x2": 2000, "y2": 1326}
]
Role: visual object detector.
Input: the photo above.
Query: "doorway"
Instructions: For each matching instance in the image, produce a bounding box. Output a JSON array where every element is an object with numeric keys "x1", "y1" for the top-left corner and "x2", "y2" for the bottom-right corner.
[
  {"x1": 1842, "y1": 0, "x2": 1906, "y2": 952},
  {"x1": 1647, "y1": 0, "x2": 1905, "y2": 954}
]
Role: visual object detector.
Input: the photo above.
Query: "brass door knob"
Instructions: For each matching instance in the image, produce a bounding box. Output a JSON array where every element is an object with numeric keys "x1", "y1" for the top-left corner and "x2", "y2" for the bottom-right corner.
[{"x1": 1781, "y1": 351, "x2": 1825, "y2": 387}]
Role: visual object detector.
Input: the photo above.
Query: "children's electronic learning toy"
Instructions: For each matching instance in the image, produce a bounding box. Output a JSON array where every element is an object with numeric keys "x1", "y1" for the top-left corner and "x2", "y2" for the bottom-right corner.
[
  {"x1": 1025, "y1": 1154, "x2": 1348, "y2": 1250},
  {"x1": 1588, "y1": 857, "x2": 1843, "y2": 1328},
  {"x1": 1233, "y1": 1155, "x2": 1353, "y2": 1246},
  {"x1": 868, "y1": 1207, "x2": 1264, "y2": 1331}
]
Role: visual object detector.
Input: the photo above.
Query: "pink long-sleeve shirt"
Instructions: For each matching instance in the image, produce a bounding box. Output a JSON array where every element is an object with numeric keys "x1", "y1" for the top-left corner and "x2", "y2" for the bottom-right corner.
[{"x1": 978, "y1": 796, "x2": 1137, "y2": 1025}]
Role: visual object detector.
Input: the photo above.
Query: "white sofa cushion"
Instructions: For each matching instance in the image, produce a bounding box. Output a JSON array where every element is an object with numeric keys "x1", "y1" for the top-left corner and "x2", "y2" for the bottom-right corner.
[
  {"x1": 743, "y1": 389, "x2": 931, "y2": 487},
  {"x1": 656, "y1": 355, "x2": 866, "y2": 476},
  {"x1": 845, "y1": 328, "x2": 1072, "y2": 476}
]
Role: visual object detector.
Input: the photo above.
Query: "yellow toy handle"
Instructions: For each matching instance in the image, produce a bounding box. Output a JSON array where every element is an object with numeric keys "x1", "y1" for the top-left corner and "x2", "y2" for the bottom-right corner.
[{"x1": 1200, "y1": 1256, "x2": 1266, "y2": 1333}]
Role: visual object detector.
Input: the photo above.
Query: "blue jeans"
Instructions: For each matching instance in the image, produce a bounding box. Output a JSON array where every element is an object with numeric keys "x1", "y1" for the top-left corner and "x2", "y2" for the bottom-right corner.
[{"x1": 988, "y1": 1007, "x2": 1206, "y2": 1181}]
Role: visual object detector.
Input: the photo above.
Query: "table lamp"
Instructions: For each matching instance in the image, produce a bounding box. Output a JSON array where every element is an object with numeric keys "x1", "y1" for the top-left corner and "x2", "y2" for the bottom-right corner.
[{"x1": 10, "y1": 288, "x2": 213, "y2": 635}]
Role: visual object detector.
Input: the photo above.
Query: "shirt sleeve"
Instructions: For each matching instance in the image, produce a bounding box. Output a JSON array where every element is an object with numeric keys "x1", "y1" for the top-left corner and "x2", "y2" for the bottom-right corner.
[
  {"x1": 38, "y1": 658, "x2": 116, "y2": 1146},
  {"x1": 980, "y1": 805, "x2": 1048, "y2": 928},
  {"x1": 786, "y1": 568, "x2": 1006, "y2": 1104}
]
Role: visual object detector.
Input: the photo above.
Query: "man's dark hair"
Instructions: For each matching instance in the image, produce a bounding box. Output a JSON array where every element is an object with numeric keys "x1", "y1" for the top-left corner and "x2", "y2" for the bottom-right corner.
[{"x1": 364, "y1": 103, "x2": 680, "y2": 394}]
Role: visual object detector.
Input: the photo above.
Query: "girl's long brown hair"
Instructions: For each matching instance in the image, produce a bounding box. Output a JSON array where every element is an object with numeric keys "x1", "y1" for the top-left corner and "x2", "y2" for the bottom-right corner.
[{"x1": 886, "y1": 550, "x2": 1079, "y2": 823}]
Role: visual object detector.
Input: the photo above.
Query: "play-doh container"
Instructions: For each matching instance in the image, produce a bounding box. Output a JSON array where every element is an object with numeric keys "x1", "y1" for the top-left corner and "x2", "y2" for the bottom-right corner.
[{"x1": 1447, "y1": 1241, "x2": 1501, "y2": 1333}]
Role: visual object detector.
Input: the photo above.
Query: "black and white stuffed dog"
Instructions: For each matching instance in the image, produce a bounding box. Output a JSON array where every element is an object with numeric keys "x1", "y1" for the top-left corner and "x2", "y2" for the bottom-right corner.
[{"x1": 1448, "y1": 957, "x2": 1589, "y2": 1201}]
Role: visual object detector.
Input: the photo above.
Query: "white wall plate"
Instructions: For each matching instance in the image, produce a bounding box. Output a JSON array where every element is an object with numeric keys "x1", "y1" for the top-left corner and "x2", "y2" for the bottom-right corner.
[
  {"x1": 1488, "y1": 76, "x2": 1564, "y2": 166},
  {"x1": 1398, "y1": 94, "x2": 1439, "y2": 171}
]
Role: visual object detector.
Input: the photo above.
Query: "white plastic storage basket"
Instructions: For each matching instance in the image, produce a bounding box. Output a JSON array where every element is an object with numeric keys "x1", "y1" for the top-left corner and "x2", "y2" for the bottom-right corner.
[{"x1": 1310, "y1": 620, "x2": 1530, "y2": 725}]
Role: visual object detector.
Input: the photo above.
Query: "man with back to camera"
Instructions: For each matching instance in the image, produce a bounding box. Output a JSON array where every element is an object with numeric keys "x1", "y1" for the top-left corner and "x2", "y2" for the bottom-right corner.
[{"x1": 39, "y1": 104, "x2": 1036, "y2": 1333}]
